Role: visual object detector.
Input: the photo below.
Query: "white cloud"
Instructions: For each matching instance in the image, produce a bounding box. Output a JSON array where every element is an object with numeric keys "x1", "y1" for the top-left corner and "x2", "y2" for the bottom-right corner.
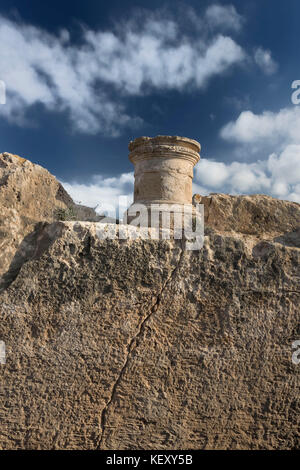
[
  {"x1": 220, "y1": 107, "x2": 300, "y2": 146},
  {"x1": 0, "y1": 9, "x2": 246, "y2": 134},
  {"x1": 268, "y1": 145, "x2": 300, "y2": 186},
  {"x1": 254, "y1": 47, "x2": 278, "y2": 75},
  {"x1": 205, "y1": 4, "x2": 244, "y2": 32},
  {"x1": 61, "y1": 172, "x2": 134, "y2": 217},
  {"x1": 215, "y1": 106, "x2": 300, "y2": 203},
  {"x1": 194, "y1": 35, "x2": 244, "y2": 88},
  {"x1": 194, "y1": 146, "x2": 300, "y2": 203},
  {"x1": 195, "y1": 158, "x2": 229, "y2": 188}
]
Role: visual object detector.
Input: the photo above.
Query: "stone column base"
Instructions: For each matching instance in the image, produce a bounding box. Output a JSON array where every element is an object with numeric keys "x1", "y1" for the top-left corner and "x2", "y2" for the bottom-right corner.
[{"x1": 125, "y1": 202, "x2": 202, "y2": 232}]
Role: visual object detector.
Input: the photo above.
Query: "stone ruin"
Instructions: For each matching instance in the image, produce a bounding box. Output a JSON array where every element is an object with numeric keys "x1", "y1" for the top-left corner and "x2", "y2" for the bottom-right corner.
[
  {"x1": 0, "y1": 147, "x2": 299, "y2": 450},
  {"x1": 126, "y1": 135, "x2": 201, "y2": 228}
]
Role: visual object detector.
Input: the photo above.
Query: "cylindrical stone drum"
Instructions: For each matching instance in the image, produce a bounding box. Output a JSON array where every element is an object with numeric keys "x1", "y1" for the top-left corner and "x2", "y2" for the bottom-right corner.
[{"x1": 128, "y1": 135, "x2": 201, "y2": 206}]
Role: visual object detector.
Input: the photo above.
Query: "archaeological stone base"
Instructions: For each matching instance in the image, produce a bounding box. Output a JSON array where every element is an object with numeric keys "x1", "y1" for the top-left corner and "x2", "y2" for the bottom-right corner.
[{"x1": 127, "y1": 135, "x2": 200, "y2": 227}]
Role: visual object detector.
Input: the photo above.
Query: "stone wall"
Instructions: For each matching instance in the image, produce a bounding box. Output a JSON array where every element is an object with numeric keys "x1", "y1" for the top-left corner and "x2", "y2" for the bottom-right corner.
[{"x1": 0, "y1": 194, "x2": 299, "y2": 449}]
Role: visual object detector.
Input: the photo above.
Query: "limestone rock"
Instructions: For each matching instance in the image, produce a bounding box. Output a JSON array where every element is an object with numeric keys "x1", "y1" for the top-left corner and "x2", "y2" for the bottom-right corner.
[
  {"x1": 0, "y1": 194, "x2": 299, "y2": 449},
  {"x1": 129, "y1": 136, "x2": 200, "y2": 206},
  {"x1": 0, "y1": 152, "x2": 101, "y2": 277},
  {"x1": 198, "y1": 193, "x2": 299, "y2": 238}
]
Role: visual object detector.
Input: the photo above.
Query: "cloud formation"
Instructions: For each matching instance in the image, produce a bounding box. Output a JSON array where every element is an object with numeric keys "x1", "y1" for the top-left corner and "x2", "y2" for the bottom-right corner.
[
  {"x1": 205, "y1": 4, "x2": 244, "y2": 32},
  {"x1": 221, "y1": 107, "x2": 300, "y2": 146},
  {"x1": 194, "y1": 147, "x2": 300, "y2": 203},
  {"x1": 0, "y1": 6, "x2": 246, "y2": 134},
  {"x1": 61, "y1": 173, "x2": 134, "y2": 217},
  {"x1": 254, "y1": 47, "x2": 278, "y2": 75},
  {"x1": 209, "y1": 106, "x2": 300, "y2": 203}
]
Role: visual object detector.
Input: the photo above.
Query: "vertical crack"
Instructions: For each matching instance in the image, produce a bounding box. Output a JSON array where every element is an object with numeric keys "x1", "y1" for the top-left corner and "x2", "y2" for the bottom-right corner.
[{"x1": 97, "y1": 241, "x2": 185, "y2": 449}]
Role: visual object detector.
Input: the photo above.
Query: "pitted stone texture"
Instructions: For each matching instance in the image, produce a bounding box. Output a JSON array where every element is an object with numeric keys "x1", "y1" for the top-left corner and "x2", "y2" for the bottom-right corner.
[
  {"x1": 0, "y1": 222, "x2": 182, "y2": 450},
  {"x1": 197, "y1": 193, "x2": 300, "y2": 238},
  {"x1": 0, "y1": 153, "x2": 100, "y2": 278},
  {"x1": 129, "y1": 136, "x2": 200, "y2": 205},
  {"x1": 0, "y1": 195, "x2": 299, "y2": 450}
]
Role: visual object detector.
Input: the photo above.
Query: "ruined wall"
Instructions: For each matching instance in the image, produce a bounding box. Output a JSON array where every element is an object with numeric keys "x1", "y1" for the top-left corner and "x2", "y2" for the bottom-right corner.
[{"x1": 0, "y1": 194, "x2": 299, "y2": 449}]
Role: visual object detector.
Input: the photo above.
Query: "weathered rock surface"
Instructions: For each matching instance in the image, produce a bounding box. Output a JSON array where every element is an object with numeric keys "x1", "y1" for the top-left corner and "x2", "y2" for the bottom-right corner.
[
  {"x1": 129, "y1": 136, "x2": 200, "y2": 205},
  {"x1": 199, "y1": 193, "x2": 299, "y2": 238},
  {"x1": 0, "y1": 153, "x2": 101, "y2": 277},
  {"x1": 0, "y1": 192, "x2": 299, "y2": 449}
]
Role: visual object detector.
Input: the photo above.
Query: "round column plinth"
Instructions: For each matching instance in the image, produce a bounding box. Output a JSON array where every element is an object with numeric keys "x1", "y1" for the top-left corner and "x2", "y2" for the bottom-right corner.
[
  {"x1": 126, "y1": 135, "x2": 201, "y2": 228},
  {"x1": 129, "y1": 135, "x2": 200, "y2": 207}
]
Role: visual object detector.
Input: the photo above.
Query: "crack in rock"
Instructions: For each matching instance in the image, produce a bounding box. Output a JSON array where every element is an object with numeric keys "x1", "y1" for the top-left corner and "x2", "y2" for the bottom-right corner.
[{"x1": 97, "y1": 241, "x2": 185, "y2": 449}]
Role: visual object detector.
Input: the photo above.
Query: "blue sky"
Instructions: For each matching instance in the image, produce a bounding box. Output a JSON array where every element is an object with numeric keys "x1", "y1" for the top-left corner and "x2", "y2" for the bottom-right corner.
[{"x1": 0, "y1": 0, "x2": 299, "y2": 214}]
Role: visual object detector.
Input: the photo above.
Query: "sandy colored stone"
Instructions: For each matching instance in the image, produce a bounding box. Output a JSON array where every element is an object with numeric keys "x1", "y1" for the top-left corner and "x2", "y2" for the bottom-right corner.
[
  {"x1": 129, "y1": 136, "x2": 200, "y2": 206},
  {"x1": 0, "y1": 193, "x2": 299, "y2": 449},
  {"x1": 0, "y1": 152, "x2": 101, "y2": 278},
  {"x1": 197, "y1": 193, "x2": 300, "y2": 238}
]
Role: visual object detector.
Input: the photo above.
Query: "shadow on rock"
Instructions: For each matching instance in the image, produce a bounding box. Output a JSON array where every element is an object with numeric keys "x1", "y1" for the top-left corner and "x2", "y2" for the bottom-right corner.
[
  {"x1": 274, "y1": 229, "x2": 300, "y2": 248},
  {"x1": 0, "y1": 222, "x2": 64, "y2": 292}
]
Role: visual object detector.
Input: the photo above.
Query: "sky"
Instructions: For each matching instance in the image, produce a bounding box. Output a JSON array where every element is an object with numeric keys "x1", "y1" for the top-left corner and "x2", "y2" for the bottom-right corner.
[{"x1": 0, "y1": 0, "x2": 299, "y2": 215}]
